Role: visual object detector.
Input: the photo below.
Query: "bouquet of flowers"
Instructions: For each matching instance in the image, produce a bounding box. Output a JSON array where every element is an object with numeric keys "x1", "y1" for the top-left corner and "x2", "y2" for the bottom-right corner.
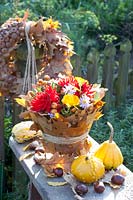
[{"x1": 16, "y1": 75, "x2": 107, "y2": 154}]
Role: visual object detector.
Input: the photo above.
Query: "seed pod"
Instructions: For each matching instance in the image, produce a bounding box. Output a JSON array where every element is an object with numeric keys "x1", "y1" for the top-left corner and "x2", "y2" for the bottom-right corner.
[
  {"x1": 5, "y1": 42, "x2": 11, "y2": 48},
  {"x1": 11, "y1": 33, "x2": 18, "y2": 39},
  {"x1": 1, "y1": 42, "x2": 6, "y2": 48},
  {"x1": 1, "y1": 48, "x2": 7, "y2": 53},
  {"x1": 20, "y1": 32, "x2": 25, "y2": 37},
  {"x1": 3, "y1": 53, "x2": 10, "y2": 58},
  {"x1": 12, "y1": 22, "x2": 18, "y2": 27},
  {"x1": 18, "y1": 22, "x2": 23, "y2": 27},
  {"x1": 19, "y1": 27, "x2": 25, "y2": 32}
]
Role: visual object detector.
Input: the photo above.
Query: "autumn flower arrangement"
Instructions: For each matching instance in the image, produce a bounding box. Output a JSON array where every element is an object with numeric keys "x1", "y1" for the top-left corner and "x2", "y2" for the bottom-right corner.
[{"x1": 16, "y1": 75, "x2": 107, "y2": 154}]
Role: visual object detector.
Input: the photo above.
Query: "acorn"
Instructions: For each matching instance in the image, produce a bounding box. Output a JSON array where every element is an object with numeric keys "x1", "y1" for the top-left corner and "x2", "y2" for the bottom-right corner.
[{"x1": 94, "y1": 181, "x2": 105, "y2": 193}]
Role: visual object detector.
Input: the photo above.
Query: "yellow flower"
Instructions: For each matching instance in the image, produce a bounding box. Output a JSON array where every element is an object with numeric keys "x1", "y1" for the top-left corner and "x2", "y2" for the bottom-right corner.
[
  {"x1": 62, "y1": 94, "x2": 80, "y2": 107},
  {"x1": 43, "y1": 18, "x2": 60, "y2": 29},
  {"x1": 55, "y1": 113, "x2": 60, "y2": 119},
  {"x1": 75, "y1": 77, "x2": 88, "y2": 86},
  {"x1": 15, "y1": 98, "x2": 26, "y2": 107}
]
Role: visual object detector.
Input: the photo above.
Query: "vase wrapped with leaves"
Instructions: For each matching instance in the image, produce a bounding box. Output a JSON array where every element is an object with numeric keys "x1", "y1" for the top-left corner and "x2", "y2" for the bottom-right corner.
[{"x1": 16, "y1": 75, "x2": 107, "y2": 155}]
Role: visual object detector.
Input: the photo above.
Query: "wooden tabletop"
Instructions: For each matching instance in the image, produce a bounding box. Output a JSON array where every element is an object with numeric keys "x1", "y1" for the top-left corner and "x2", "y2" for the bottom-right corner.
[{"x1": 9, "y1": 136, "x2": 133, "y2": 200}]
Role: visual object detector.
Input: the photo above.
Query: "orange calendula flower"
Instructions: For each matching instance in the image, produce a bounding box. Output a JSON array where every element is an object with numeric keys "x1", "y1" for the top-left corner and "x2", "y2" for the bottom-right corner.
[
  {"x1": 62, "y1": 94, "x2": 80, "y2": 107},
  {"x1": 94, "y1": 101, "x2": 105, "y2": 109}
]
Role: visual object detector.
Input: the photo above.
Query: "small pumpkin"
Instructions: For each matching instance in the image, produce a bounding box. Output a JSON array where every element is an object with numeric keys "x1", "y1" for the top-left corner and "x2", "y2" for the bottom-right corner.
[
  {"x1": 71, "y1": 155, "x2": 105, "y2": 183},
  {"x1": 94, "y1": 122, "x2": 123, "y2": 170}
]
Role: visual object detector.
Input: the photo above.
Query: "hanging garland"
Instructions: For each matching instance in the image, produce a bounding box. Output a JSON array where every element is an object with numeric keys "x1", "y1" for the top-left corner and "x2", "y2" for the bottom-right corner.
[{"x1": 0, "y1": 12, "x2": 74, "y2": 96}]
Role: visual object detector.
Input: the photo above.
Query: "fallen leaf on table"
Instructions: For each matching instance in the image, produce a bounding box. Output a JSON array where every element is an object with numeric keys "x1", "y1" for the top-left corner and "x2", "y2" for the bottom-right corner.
[
  {"x1": 47, "y1": 181, "x2": 67, "y2": 186},
  {"x1": 109, "y1": 183, "x2": 121, "y2": 189},
  {"x1": 19, "y1": 152, "x2": 34, "y2": 161},
  {"x1": 23, "y1": 143, "x2": 31, "y2": 151}
]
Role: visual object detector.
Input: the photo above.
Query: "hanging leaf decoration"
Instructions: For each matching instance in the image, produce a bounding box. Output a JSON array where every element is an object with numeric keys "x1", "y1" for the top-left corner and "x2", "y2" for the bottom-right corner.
[{"x1": 0, "y1": 12, "x2": 74, "y2": 97}]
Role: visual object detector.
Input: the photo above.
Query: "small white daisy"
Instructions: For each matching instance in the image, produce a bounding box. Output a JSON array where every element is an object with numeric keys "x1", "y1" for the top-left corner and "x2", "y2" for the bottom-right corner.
[{"x1": 80, "y1": 94, "x2": 91, "y2": 109}]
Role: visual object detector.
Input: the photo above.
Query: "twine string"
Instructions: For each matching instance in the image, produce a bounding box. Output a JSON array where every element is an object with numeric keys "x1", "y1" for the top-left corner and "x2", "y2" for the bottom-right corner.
[
  {"x1": 43, "y1": 132, "x2": 88, "y2": 145},
  {"x1": 22, "y1": 22, "x2": 37, "y2": 94}
]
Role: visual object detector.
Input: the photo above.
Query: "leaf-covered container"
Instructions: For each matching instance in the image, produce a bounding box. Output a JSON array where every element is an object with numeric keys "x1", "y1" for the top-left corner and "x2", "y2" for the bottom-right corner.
[{"x1": 17, "y1": 75, "x2": 107, "y2": 155}]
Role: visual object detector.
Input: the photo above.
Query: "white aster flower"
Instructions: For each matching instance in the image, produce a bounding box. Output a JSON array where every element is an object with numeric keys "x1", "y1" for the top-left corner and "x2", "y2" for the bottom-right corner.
[{"x1": 80, "y1": 94, "x2": 91, "y2": 109}]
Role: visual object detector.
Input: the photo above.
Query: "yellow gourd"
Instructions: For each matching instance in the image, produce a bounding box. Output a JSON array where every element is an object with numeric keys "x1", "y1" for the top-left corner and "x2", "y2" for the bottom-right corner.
[
  {"x1": 94, "y1": 122, "x2": 123, "y2": 170},
  {"x1": 71, "y1": 155, "x2": 105, "y2": 183}
]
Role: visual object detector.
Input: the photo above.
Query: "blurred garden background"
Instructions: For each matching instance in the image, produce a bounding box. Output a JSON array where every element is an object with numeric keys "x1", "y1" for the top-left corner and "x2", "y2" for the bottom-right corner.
[{"x1": 0, "y1": 0, "x2": 133, "y2": 199}]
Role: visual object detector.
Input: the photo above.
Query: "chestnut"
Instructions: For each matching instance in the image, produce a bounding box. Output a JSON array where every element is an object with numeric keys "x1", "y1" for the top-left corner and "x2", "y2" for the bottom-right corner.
[
  {"x1": 75, "y1": 183, "x2": 88, "y2": 196},
  {"x1": 35, "y1": 146, "x2": 45, "y2": 153},
  {"x1": 53, "y1": 167, "x2": 63, "y2": 177},
  {"x1": 94, "y1": 181, "x2": 105, "y2": 193},
  {"x1": 111, "y1": 173, "x2": 125, "y2": 185},
  {"x1": 29, "y1": 141, "x2": 40, "y2": 150}
]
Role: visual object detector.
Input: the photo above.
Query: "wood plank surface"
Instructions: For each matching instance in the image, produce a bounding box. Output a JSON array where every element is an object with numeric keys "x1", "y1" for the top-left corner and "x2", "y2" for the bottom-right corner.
[{"x1": 9, "y1": 136, "x2": 133, "y2": 200}]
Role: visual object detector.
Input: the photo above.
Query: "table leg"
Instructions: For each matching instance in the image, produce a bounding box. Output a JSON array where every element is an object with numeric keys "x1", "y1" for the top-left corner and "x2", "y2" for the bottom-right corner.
[{"x1": 28, "y1": 181, "x2": 42, "y2": 200}]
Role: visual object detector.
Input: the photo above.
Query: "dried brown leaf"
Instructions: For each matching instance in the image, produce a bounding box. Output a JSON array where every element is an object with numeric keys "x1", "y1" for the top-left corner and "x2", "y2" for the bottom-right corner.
[{"x1": 40, "y1": 152, "x2": 73, "y2": 176}]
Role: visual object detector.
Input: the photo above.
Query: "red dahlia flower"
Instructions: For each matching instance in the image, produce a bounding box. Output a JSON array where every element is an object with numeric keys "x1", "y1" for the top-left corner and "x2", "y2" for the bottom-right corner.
[
  {"x1": 81, "y1": 82, "x2": 94, "y2": 98},
  {"x1": 58, "y1": 76, "x2": 79, "y2": 89},
  {"x1": 30, "y1": 85, "x2": 59, "y2": 113}
]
